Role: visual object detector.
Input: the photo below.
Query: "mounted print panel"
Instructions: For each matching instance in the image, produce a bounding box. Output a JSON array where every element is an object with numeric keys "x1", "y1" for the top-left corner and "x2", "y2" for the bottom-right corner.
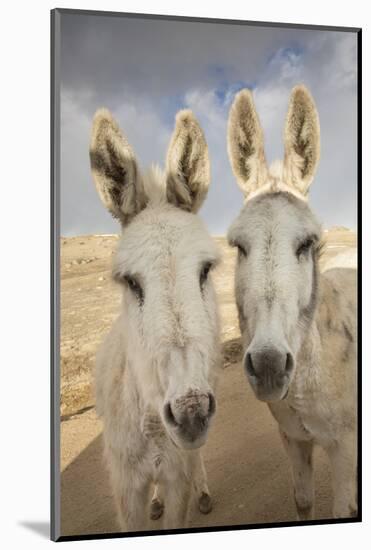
[{"x1": 51, "y1": 8, "x2": 361, "y2": 542}]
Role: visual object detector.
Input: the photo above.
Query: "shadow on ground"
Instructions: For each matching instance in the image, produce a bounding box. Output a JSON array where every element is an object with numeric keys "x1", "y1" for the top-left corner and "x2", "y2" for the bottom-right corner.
[
  {"x1": 61, "y1": 434, "x2": 116, "y2": 536},
  {"x1": 18, "y1": 521, "x2": 50, "y2": 539},
  {"x1": 60, "y1": 341, "x2": 333, "y2": 537}
]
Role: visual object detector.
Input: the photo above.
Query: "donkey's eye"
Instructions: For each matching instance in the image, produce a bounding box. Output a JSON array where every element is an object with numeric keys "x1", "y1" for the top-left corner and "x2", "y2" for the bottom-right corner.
[
  {"x1": 200, "y1": 262, "x2": 212, "y2": 288},
  {"x1": 124, "y1": 275, "x2": 144, "y2": 305},
  {"x1": 237, "y1": 244, "x2": 248, "y2": 258},
  {"x1": 230, "y1": 239, "x2": 248, "y2": 257},
  {"x1": 296, "y1": 238, "x2": 314, "y2": 259}
]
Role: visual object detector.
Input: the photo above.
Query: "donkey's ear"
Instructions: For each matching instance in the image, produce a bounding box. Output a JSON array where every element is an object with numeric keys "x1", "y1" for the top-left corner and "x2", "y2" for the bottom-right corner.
[
  {"x1": 283, "y1": 85, "x2": 320, "y2": 196},
  {"x1": 89, "y1": 108, "x2": 147, "y2": 225},
  {"x1": 227, "y1": 89, "x2": 268, "y2": 197},
  {"x1": 165, "y1": 110, "x2": 210, "y2": 213}
]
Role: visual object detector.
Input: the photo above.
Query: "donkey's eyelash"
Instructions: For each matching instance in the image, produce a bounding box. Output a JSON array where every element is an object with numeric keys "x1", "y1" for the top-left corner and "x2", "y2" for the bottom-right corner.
[
  {"x1": 296, "y1": 236, "x2": 318, "y2": 258},
  {"x1": 234, "y1": 242, "x2": 248, "y2": 257},
  {"x1": 200, "y1": 262, "x2": 213, "y2": 287},
  {"x1": 237, "y1": 244, "x2": 248, "y2": 257},
  {"x1": 315, "y1": 238, "x2": 325, "y2": 258},
  {"x1": 230, "y1": 240, "x2": 248, "y2": 257},
  {"x1": 199, "y1": 259, "x2": 219, "y2": 290},
  {"x1": 123, "y1": 274, "x2": 144, "y2": 305}
]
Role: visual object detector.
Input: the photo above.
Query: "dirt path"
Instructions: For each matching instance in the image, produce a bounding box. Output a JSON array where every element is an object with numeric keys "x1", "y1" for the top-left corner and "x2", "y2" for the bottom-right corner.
[{"x1": 60, "y1": 228, "x2": 356, "y2": 537}]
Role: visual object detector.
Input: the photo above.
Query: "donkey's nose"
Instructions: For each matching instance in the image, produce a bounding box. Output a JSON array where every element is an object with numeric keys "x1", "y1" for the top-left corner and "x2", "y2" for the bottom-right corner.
[
  {"x1": 244, "y1": 347, "x2": 294, "y2": 402},
  {"x1": 163, "y1": 392, "x2": 216, "y2": 445},
  {"x1": 245, "y1": 348, "x2": 293, "y2": 379}
]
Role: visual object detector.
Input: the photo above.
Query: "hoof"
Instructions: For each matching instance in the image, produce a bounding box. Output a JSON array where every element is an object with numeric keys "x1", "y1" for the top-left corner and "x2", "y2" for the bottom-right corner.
[
  {"x1": 198, "y1": 492, "x2": 212, "y2": 514},
  {"x1": 295, "y1": 502, "x2": 313, "y2": 521},
  {"x1": 350, "y1": 505, "x2": 358, "y2": 518},
  {"x1": 150, "y1": 498, "x2": 164, "y2": 520}
]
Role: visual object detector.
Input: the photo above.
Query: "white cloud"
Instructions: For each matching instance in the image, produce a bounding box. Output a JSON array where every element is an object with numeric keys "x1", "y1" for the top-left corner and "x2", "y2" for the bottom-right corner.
[
  {"x1": 60, "y1": 17, "x2": 358, "y2": 235},
  {"x1": 61, "y1": 89, "x2": 173, "y2": 236},
  {"x1": 252, "y1": 33, "x2": 357, "y2": 229}
]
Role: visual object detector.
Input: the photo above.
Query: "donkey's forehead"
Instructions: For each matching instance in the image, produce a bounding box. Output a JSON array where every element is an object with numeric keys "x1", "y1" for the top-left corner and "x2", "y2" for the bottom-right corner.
[
  {"x1": 228, "y1": 192, "x2": 321, "y2": 243},
  {"x1": 114, "y1": 205, "x2": 219, "y2": 273}
]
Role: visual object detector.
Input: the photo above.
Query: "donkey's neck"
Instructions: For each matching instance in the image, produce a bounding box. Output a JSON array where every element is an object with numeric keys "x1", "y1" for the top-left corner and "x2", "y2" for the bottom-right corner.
[
  {"x1": 290, "y1": 269, "x2": 329, "y2": 402},
  {"x1": 296, "y1": 319, "x2": 321, "y2": 377}
]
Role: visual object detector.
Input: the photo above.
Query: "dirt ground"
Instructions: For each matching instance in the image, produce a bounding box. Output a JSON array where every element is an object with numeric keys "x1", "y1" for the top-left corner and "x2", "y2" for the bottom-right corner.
[{"x1": 60, "y1": 228, "x2": 357, "y2": 537}]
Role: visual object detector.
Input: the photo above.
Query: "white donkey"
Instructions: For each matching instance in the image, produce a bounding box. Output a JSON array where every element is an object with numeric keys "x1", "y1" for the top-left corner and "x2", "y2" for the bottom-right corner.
[
  {"x1": 227, "y1": 85, "x2": 357, "y2": 520},
  {"x1": 89, "y1": 108, "x2": 221, "y2": 531}
]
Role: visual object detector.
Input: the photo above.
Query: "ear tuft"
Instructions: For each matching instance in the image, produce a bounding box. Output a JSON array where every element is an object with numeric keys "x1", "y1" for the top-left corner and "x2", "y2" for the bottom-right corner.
[
  {"x1": 227, "y1": 89, "x2": 268, "y2": 197},
  {"x1": 283, "y1": 85, "x2": 320, "y2": 195},
  {"x1": 166, "y1": 110, "x2": 210, "y2": 213},
  {"x1": 89, "y1": 108, "x2": 146, "y2": 225}
]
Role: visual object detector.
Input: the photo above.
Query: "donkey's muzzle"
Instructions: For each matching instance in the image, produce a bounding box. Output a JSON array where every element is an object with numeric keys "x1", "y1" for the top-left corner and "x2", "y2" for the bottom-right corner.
[
  {"x1": 164, "y1": 391, "x2": 216, "y2": 449},
  {"x1": 244, "y1": 347, "x2": 294, "y2": 402}
]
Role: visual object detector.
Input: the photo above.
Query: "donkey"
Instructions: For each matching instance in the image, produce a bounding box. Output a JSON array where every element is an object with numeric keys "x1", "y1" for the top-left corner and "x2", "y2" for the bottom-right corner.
[
  {"x1": 89, "y1": 108, "x2": 221, "y2": 531},
  {"x1": 226, "y1": 85, "x2": 357, "y2": 520}
]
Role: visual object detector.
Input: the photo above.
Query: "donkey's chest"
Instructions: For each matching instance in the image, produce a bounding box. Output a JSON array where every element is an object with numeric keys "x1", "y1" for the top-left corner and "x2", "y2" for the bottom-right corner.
[
  {"x1": 269, "y1": 398, "x2": 335, "y2": 445},
  {"x1": 140, "y1": 410, "x2": 181, "y2": 474}
]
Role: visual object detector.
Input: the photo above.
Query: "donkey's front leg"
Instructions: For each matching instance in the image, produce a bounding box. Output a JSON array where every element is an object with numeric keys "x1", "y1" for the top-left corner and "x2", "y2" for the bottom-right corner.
[
  {"x1": 280, "y1": 429, "x2": 314, "y2": 520},
  {"x1": 327, "y1": 433, "x2": 357, "y2": 518},
  {"x1": 193, "y1": 451, "x2": 212, "y2": 514},
  {"x1": 162, "y1": 464, "x2": 193, "y2": 530},
  {"x1": 113, "y1": 475, "x2": 151, "y2": 532},
  {"x1": 163, "y1": 481, "x2": 192, "y2": 530},
  {"x1": 109, "y1": 454, "x2": 151, "y2": 532}
]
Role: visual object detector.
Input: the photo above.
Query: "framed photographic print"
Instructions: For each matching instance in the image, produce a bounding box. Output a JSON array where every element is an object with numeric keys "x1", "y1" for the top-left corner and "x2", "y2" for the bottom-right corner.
[{"x1": 51, "y1": 8, "x2": 361, "y2": 542}]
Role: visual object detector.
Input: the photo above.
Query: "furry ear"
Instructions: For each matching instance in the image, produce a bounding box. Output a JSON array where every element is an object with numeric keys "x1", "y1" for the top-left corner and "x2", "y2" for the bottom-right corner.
[
  {"x1": 283, "y1": 85, "x2": 320, "y2": 196},
  {"x1": 89, "y1": 108, "x2": 147, "y2": 225},
  {"x1": 227, "y1": 89, "x2": 268, "y2": 197},
  {"x1": 166, "y1": 110, "x2": 210, "y2": 213}
]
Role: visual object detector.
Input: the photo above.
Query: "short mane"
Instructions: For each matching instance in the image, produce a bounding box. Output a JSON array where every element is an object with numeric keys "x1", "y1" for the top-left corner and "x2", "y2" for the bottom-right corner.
[
  {"x1": 245, "y1": 160, "x2": 308, "y2": 204},
  {"x1": 141, "y1": 164, "x2": 167, "y2": 206}
]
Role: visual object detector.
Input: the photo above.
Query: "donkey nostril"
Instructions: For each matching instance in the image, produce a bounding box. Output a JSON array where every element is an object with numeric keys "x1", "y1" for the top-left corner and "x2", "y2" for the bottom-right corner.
[
  {"x1": 285, "y1": 353, "x2": 294, "y2": 374},
  {"x1": 245, "y1": 353, "x2": 256, "y2": 377},
  {"x1": 207, "y1": 392, "x2": 216, "y2": 417},
  {"x1": 164, "y1": 402, "x2": 178, "y2": 427}
]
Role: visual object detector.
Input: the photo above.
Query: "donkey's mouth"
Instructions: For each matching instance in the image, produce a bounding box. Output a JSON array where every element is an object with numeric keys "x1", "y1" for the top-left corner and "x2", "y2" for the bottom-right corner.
[
  {"x1": 247, "y1": 375, "x2": 292, "y2": 403},
  {"x1": 165, "y1": 414, "x2": 211, "y2": 450},
  {"x1": 168, "y1": 428, "x2": 209, "y2": 451},
  {"x1": 163, "y1": 392, "x2": 216, "y2": 450}
]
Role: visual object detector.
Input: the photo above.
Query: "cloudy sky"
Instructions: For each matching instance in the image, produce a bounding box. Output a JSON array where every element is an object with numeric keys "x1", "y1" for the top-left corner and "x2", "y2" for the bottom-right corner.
[{"x1": 60, "y1": 12, "x2": 358, "y2": 236}]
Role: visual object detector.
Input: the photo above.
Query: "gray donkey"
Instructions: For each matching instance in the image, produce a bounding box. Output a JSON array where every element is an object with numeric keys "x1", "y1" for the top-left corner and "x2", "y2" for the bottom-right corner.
[{"x1": 227, "y1": 85, "x2": 357, "y2": 520}]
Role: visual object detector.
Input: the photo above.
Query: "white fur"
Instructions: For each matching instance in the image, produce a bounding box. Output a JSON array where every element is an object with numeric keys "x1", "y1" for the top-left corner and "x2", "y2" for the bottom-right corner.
[
  {"x1": 90, "y1": 109, "x2": 221, "y2": 531},
  {"x1": 247, "y1": 160, "x2": 309, "y2": 203},
  {"x1": 227, "y1": 85, "x2": 357, "y2": 520},
  {"x1": 228, "y1": 85, "x2": 320, "y2": 201}
]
